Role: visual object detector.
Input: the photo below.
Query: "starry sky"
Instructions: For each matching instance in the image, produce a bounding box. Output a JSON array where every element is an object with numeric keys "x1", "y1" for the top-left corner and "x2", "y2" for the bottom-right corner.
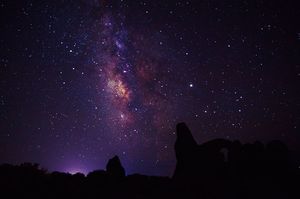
[{"x1": 0, "y1": 0, "x2": 299, "y2": 176}]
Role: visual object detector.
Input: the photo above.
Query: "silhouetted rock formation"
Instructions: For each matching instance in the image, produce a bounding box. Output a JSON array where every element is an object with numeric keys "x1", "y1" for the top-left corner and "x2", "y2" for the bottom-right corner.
[
  {"x1": 0, "y1": 123, "x2": 299, "y2": 199},
  {"x1": 173, "y1": 122, "x2": 198, "y2": 179},
  {"x1": 174, "y1": 123, "x2": 231, "y2": 180},
  {"x1": 106, "y1": 155, "x2": 125, "y2": 178},
  {"x1": 172, "y1": 122, "x2": 299, "y2": 199}
]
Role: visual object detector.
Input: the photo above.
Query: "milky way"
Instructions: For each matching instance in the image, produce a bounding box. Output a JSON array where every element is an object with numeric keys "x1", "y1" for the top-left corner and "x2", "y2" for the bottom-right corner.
[
  {"x1": 91, "y1": 8, "x2": 178, "y2": 174},
  {"x1": 0, "y1": 0, "x2": 299, "y2": 176}
]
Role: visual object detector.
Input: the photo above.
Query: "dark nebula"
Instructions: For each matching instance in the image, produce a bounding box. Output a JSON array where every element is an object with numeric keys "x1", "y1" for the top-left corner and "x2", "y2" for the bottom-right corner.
[{"x1": 0, "y1": 0, "x2": 299, "y2": 176}]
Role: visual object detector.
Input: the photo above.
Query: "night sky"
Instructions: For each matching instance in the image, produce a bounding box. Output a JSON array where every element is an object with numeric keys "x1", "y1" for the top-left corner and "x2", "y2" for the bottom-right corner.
[{"x1": 0, "y1": 0, "x2": 299, "y2": 176}]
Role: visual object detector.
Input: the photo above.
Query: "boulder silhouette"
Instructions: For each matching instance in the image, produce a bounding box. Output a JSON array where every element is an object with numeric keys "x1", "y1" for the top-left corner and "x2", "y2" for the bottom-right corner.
[{"x1": 106, "y1": 155, "x2": 125, "y2": 178}]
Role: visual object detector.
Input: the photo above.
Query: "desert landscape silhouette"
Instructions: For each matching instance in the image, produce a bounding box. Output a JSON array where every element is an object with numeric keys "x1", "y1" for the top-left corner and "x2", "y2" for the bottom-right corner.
[{"x1": 0, "y1": 123, "x2": 299, "y2": 199}]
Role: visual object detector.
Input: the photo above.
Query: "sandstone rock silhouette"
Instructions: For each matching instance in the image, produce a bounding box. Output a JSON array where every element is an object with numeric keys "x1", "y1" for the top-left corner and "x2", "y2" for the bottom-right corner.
[
  {"x1": 0, "y1": 123, "x2": 297, "y2": 199},
  {"x1": 106, "y1": 155, "x2": 125, "y2": 178}
]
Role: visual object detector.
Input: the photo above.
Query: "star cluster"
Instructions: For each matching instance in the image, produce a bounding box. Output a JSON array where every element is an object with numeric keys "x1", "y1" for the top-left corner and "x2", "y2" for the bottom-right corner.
[{"x1": 0, "y1": 0, "x2": 299, "y2": 176}]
